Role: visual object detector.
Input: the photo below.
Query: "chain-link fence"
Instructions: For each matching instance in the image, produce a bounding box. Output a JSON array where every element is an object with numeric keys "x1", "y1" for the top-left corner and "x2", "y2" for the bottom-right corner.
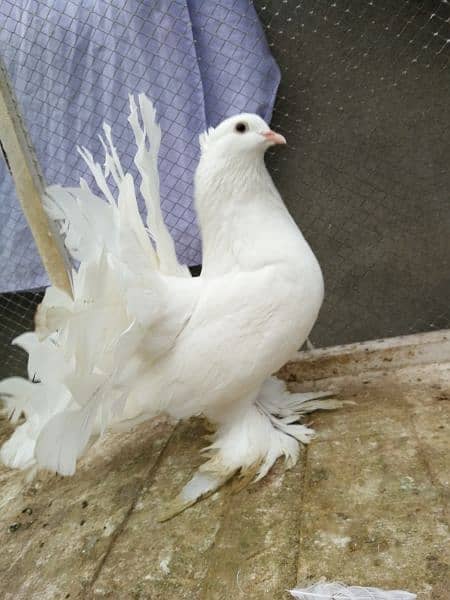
[{"x1": 1, "y1": 0, "x2": 449, "y2": 377}]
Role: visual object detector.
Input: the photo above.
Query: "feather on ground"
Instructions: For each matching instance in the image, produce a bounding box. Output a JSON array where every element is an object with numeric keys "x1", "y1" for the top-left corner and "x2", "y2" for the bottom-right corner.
[{"x1": 290, "y1": 582, "x2": 416, "y2": 600}]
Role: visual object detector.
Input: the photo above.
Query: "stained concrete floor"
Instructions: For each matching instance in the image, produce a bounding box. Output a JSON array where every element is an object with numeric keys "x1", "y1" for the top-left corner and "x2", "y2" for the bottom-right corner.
[{"x1": 0, "y1": 337, "x2": 449, "y2": 600}]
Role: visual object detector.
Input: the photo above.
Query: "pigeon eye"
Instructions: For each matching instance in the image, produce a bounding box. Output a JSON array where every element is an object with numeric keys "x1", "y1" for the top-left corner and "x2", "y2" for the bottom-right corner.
[{"x1": 235, "y1": 122, "x2": 248, "y2": 133}]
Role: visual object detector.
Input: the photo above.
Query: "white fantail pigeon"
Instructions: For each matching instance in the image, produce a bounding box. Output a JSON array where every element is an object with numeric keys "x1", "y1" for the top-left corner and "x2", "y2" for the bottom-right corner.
[{"x1": 0, "y1": 95, "x2": 342, "y2": 518}]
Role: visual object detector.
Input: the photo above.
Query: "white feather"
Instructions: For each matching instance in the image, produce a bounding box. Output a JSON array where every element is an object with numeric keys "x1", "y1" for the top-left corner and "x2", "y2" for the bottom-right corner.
[
  {"x1": 128, "y1": 93, "x2": 189, "y2": 277},
  {"x1": 35, "y1": 403, "x2": 98, "y2": 476},
  {"x1": 0, "y1": 377, "x2": 37, "y2": 423},
  {"x1": 1, "y1": 422, "x2": 37, "y2": 471},
  {"x1": 0, "y1": 380, "x2": 72, "y2": 471},
  {"x1": 289, "y1": 582, "x2": 416, "y2": 600},
  {"x1": 99, "y1": 122, "x2": 125, "y2": 185},
  {"x1": 198, "y1": 126, "x2": 215, "y2": 152}
]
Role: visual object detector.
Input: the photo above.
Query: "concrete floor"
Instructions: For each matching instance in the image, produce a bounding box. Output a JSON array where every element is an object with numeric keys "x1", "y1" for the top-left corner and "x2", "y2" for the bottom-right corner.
[{"x1": 0, "y1": 332, "x2": 449, "y2": 599}]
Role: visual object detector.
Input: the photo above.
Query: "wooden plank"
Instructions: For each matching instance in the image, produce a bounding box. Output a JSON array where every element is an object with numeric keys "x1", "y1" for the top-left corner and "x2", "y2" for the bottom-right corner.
[{"x1": 0, "y1": 61, "x2": 71, "y2": 294}]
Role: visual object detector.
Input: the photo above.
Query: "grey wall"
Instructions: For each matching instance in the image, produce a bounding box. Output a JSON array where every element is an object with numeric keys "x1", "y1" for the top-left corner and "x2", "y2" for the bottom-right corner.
[{"x1": 256, "y1": 0, "x2": 450, "y2": 346}]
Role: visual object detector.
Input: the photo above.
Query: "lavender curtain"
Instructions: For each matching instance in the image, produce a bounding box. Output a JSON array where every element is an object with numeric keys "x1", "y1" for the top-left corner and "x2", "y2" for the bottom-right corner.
[{"x1": 0, "y1": 0, "x2": 280, "y2": 291}]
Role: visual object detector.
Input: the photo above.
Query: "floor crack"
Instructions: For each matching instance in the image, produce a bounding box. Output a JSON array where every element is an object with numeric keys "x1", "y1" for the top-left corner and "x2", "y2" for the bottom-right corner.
[{"x1": 84, "y1": 424, "x2": 177, "y2": 597}]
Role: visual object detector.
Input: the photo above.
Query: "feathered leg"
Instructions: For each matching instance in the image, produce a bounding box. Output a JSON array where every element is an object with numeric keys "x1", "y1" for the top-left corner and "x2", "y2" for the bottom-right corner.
[{"x1": 159, "y1": 377, "x2": 343, "y2": 521}]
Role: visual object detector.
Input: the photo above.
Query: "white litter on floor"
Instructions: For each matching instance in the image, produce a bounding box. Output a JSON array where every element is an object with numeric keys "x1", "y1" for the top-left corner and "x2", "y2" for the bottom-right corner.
[{"x1": 289, "y1": 582, "x2": 416, "y2": 599}]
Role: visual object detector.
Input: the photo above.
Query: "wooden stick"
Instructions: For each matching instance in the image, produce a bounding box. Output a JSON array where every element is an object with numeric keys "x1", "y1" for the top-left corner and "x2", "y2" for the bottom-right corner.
[{"x1": 0, "y1": 61, "x2": 72, "y2": 295}]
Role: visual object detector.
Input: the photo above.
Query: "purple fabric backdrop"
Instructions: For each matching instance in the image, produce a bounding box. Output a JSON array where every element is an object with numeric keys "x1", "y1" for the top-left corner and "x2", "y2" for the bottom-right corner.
[{"x1": 0, "y1": 0, "x2": 280, "y2": 291}]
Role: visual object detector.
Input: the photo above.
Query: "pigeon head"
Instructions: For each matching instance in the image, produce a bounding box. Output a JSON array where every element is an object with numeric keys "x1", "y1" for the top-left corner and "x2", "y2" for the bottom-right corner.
[{"x1": 198, "y1": 114, "x2": 286, "y2": 159}]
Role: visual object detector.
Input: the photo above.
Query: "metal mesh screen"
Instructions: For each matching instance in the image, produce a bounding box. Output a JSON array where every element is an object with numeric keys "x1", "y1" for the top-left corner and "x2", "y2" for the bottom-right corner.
[
  {"x1": 258, "y1": 0, "x2": 450, "y2": 346},
  {"x1": 0, "y1": 0, "x2": 449, "y2": 378},
  {"x1": 0, "y1": 289, "x2": 44, "y2": 379}
]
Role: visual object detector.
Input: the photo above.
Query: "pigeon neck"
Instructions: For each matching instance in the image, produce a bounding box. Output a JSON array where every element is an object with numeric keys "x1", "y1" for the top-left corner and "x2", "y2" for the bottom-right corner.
[
  {"x1": 195, "y1": 152, "x2": 299, "y2": 276},
  {"x1": 195, "y1": 150, "x2": 271, "y2": 214}
]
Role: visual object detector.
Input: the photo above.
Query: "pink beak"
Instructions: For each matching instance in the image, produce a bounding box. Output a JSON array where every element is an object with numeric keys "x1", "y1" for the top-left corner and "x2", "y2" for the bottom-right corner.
[{"x1": 262, "y1": 130, "x2": 287, "y2": 145}]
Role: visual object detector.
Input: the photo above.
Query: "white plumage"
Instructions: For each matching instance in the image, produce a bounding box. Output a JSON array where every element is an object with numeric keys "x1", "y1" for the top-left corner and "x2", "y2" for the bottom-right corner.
[{"x1": 1, "y1": 94, "x2": 340, "y2": 515}]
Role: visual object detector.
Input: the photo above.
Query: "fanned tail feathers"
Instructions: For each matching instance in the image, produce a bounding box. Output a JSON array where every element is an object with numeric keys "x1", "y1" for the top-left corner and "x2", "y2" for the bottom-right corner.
[{"x1": 1, "y1": 95, "x2": 188, "y2": 475}]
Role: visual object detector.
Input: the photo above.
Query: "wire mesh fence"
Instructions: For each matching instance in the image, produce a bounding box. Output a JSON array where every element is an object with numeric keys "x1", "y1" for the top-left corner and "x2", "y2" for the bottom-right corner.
[
  {"x1": 0, "y1": 289, "x2": 44, "y2": 379},
  {"x1": 260, "y1": 0, "x2": 450, "y2": 345},
  {"x1": 0, "y1": 0, "x2": 449, "y2": 377}
]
